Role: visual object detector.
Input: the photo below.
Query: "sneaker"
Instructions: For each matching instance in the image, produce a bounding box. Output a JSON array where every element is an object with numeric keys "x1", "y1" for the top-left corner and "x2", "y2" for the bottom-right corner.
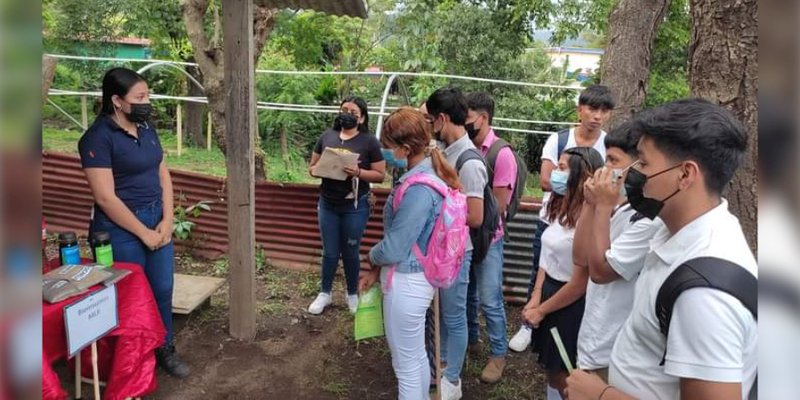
[
  {"x1": 509, "y1": 325, "x2": 533, "y2": 352},
  {"x1": 440, "y1": 378, "x2": 462, "y2": 400},
  {"x1": 155, "y1": 343, "x2": 190, "y2": 378},
  {"x1": 480, "y1": 357, "x2": 506, "y2": 383},
  {"x1": 308, "y1": 292, "x2": 332, "y2": 315},
  {"x1": 346, "y1": 294, "x2": 359, "y2": 314},
  {"x1": 547, "y1": 384, "x2": 564, "y2": 400}
]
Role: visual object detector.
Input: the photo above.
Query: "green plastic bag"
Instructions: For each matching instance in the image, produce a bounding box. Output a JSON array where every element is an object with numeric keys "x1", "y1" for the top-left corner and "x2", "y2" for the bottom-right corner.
[{"x1": 354, "y1": 285, "x2": 384, "y2": 341}]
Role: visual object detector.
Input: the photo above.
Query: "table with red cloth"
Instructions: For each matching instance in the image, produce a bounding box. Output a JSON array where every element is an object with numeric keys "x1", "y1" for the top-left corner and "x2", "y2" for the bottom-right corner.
[{"x1": 42, "y1": 262, "x2": 166, "y2": 400}]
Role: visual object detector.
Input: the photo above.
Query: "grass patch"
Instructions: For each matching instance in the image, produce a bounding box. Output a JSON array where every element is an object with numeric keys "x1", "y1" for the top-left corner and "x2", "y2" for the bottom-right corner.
[
  {"x1": 319, "y1": 357, "x2": 351, "y2": 398},
  {"x1": 212, "y1": 257, "x2": 229, "y2": 277},
  {"x1": 257, "y1": 301, "x2": 288, "y2": 316},
  {"x1": 298, "y1": 271, "x2": 321, "y2": 298},
  {"x1": 523, "y1": 172, "x2": 544, "y2": 199},
  {"x1": 321, "y1": 380, "x2": 349, "y2": 398},
  {"x1": 262, "y1": 266, "x2": 292, "y2": 300}
]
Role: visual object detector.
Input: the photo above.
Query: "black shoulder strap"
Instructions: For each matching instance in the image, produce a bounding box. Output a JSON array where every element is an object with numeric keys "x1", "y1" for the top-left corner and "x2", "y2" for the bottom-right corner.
[
  {"x1": 456, "y1": 147, "x2": 484, "y2": 171},
  {"x1": 485, "y1": 139, "x2": 510, "y2": 180},
  {"x1": 556, "y1": 129, "x2": 570, "y2": 158},
  {"x1": 655, "y1": 257, "x2": 758, "y2": 364}
]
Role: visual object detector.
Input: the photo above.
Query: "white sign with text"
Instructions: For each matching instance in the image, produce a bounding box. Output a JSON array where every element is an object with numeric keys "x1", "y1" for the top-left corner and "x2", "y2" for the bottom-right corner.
[{"x1": 64, "y1": 285, "x2": 119, "y2": 357}]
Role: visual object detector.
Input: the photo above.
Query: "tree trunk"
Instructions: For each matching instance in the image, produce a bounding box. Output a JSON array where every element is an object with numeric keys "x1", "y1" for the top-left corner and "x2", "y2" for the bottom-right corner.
[
  {"x1": 181, "y1": 0, "x2": 276, "y2": 180},
  {"x1": 601, "y1": 0, "x2": 670, "y2": 128},
  {"x1": 42, "y1": 55, "x2": 58, "y2": 104},
  {"x1": 185, "y1": 64, "x2": 206, "y2": 147},
  {"x1": 689, "y1": 0, "x2": 757, "y2": 251}
]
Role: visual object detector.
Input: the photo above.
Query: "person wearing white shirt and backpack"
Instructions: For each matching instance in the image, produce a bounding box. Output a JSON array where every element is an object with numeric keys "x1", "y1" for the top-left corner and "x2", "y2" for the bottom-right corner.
[
  {"x1": 571, "y1": 121, "x2": 663, "y2": 382},
  {"x1": 566, "y1": 99, "x2": 757, "y2": 400}
]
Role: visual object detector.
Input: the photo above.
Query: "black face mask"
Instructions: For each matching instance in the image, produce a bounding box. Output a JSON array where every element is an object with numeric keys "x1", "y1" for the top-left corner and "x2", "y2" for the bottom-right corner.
[
  {"x1": 624, "y1": 164, "x2": 682, "y2": 220},
  {"x1": 126, "y1": 103, "x2": 152, "y2": 124},
  {"x1": 465, "y1": 122, "x2": 480, "y2": 140},
  {"x1": 334, "y1": 113, "x2": 359, "y2": 130}
]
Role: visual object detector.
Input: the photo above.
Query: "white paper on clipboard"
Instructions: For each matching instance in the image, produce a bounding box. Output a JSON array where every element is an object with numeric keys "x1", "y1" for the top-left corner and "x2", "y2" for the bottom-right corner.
[{"x1": 314, "y1": 148, "x2": 359, "y2": 181}]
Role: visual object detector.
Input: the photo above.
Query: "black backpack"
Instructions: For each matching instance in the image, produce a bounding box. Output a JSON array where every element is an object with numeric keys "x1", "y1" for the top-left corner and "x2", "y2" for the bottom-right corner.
[
  {"x1": 456, "y1": 148, "x2": 500, "y2": 267},
  {"x1": 485, "y1": 138, "x2": 528, "y2": 239},
  {"x1": 655, "y1": 257, "x2": 757, "y2": 365}
]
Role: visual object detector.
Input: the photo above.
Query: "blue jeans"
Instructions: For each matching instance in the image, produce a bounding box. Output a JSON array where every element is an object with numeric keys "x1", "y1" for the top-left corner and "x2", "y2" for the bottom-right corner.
[
  {"x1": 527, "y1": 219, "x2": 549, "y2": 299},
  {"x1": 90, "y1": 200, "x2": 175, "y2": 346},
  {"x1": 467, "y1": 240, "x2": 508, "y2": 357},
  {"x1": 318, "y1": 195, "x2": 371, "y2": 295},
  {"x1": 439, "y1": 250, "x2": 472, "y2": 383}
]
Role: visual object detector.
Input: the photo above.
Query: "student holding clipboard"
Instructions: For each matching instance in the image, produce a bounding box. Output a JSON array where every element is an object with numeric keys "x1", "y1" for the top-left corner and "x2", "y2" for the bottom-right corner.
[{"x1": 307, "y1": 96, "x2": 386, "y2": 315}]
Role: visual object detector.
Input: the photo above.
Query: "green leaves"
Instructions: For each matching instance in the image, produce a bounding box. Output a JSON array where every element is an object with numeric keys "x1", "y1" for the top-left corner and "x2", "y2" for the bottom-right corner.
[{"x1": 173, "y1": 197, "x2": 213, "y2": 241}]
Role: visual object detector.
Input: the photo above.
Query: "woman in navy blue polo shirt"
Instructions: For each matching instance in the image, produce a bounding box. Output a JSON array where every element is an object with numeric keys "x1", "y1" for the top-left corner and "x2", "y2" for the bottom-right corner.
[{"x1": 78, "y1": 67, "x2": 189, "y2": 378}]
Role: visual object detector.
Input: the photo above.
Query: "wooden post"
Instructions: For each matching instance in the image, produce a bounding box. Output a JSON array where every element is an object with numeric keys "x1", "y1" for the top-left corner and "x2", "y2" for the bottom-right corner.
[
  {"x1": 433, "y1": 290, "x2": 442, "y2": 400},
  {"x1": 223, "y1": 0, "x2": 257, "y2": 340},
  {"x1": 207, "y1": 112, "x2": 212, "y2": 151},
  {"x1": 176, "y1": 103, "x2": 183, "y2": 156},
  {"x1": 91, "y1": 342, "x2": 101, "y2": 399},
  {"x1": 75, "y1": 351, "x2": 82, "y2": 399},
  {"x1": 81, "y1": 95, "x2": 88, "y2": 130}
]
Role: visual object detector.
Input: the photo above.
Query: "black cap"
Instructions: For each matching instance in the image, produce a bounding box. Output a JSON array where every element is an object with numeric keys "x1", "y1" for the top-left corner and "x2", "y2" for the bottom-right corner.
[
  {"x1": 91, "y1": 231, "x2": 111, "y2": 243},
  {"x1": 58, "y1": 231, "x2": 78, "y2": 244}
]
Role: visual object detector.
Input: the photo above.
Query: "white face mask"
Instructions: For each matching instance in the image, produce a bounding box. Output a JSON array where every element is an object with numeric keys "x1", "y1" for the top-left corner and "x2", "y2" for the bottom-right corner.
[
  {"x1": 612, "y1": 168, "x2": 627, "y2": 197},
  {"x1": 612, "y1": 160, "x2": 639, "y2": 198}
]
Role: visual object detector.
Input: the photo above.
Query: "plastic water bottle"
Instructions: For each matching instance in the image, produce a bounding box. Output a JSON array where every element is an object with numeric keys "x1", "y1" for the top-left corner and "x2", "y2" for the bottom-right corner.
[
  {"x1": 58, "y1": 231, "x2": 81, "y2": 266},
  {"x1": 90, "y1": 231, "x2": 114, "y2": 268}
]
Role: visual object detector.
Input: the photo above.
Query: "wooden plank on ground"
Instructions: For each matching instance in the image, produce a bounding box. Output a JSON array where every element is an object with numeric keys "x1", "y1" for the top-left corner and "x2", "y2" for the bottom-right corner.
[{"x1": 172, "y1": 273, "x2": 226, "y2": 315}]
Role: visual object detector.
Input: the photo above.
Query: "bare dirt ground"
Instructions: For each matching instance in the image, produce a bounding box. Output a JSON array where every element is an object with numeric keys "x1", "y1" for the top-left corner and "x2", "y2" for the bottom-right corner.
[{"x1": 152, "y1": 255, "x2": 547, "y2": 400}]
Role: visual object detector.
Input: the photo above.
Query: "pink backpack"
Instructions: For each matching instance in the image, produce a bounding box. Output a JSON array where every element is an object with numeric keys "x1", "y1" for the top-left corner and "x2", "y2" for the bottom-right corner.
[{"x1": 392, "y1": 173, "x2": 469, "y2": 288}]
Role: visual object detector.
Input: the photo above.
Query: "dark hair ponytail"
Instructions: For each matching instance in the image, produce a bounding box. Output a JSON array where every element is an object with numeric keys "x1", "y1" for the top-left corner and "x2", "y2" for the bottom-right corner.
[{"x1": 99, "y1": 67, "x2": 146, "y2": 116}]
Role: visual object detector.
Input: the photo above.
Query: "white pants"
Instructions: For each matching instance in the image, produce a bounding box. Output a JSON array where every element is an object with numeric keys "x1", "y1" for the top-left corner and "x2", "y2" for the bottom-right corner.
[{"x1": 381, "y1": 269, "x2": 435, "y2": 400}]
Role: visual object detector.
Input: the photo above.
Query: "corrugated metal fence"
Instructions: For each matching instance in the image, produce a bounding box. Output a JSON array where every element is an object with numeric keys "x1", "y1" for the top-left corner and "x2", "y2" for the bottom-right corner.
[{"x1": 42, "y1": 151, "x2": 541, "y2": 304}]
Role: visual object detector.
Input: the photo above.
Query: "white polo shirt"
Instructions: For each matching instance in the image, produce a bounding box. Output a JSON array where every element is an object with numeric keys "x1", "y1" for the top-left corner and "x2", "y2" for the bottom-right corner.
[
  {"x1": 577, "y1": 204, "x2": 663, "y2": 370},
  {"x1": 539, "y1": 218, "x2": 575, "y2": 282},
  {"x1": 608, "y1": 200, "x2": 757, "y2": 400}
]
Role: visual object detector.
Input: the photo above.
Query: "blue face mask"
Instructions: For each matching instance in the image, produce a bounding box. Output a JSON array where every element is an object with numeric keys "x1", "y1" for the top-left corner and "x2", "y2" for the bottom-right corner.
[
  {"x1": 381, "y1": 148, "x2": 408, "y2": 170},
  {"x1": 550, "y1": 169, "x2": 569, "y2": 195}
]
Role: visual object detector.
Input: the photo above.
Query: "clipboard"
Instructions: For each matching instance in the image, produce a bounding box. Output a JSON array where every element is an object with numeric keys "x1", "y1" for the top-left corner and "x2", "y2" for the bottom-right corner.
[{"x1": 314, "y1": 148, "x2": 359, "y2": 181}]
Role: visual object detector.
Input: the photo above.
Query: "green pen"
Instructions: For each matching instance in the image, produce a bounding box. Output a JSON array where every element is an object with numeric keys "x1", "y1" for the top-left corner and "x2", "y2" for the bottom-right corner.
[{"x1": 550, "y1": 327, "x2": 574, "y2": 373}]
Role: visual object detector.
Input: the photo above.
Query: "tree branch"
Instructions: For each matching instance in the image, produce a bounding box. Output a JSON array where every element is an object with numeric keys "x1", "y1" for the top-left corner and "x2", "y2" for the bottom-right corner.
[
  {"x1": 181, "y1": 0, "x2": 220, "y2": 75},
  {"x1": 253, "y1": 6, "x2": 277, "y2": 65}
]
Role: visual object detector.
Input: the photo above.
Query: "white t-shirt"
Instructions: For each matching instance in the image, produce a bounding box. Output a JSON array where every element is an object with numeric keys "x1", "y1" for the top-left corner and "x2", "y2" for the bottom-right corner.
[
  {"x1": 609, "y1": 200, "x2": 758, "y2": 400},
  {"x1": 539, "y1": 218, "x2": 575, "y2": 282},
  {"x1": 577, "y1": 204, "x2": 663, "y2": 369},
  {"x1": 539, "y1": 128, "x2": 607, "y2": 219}
]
